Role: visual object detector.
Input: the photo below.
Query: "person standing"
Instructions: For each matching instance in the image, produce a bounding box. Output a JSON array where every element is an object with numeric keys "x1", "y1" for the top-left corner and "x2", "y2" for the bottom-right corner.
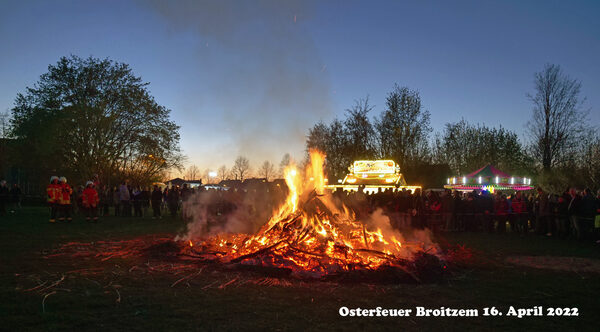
[
  {"x1": 0, "y1": 180, "x2": 9, "y2": 216},
  {"x1": 181, "y1": 184, "x2": 191, "y2": 219},
  {"x1": 494, "y1": 193, "x2": 509, "y2": 233},
  {"x1": 82, "y1": 181, "x2": 100, "y2": 222},
  {"x1": 58, "y1": 177, "x2": 73, "y2": 222},
  {"x1": 510, "y1": 191, "x2": 526, "y2": 234},
  {"x1": 556, "y1": 189, "x2": 571, "y2": 238},
  {"x1": 463, "y1": 193, "x2": 476, "y2": 231},
  {"x1": 452, "y1": 191, "x2": 463, "y2": 231},
  {"x1": 411, "y1": 188, "x2": 425, "y2": 229},
  {"x1": 568, "y1": 188, "x2": 582, "y2": 239},
  {"x1": 119, "y1": 181, "x2": 131, "y2": 217},
  {"x1": 99, "y1": 185, "x2": 110, "y2": 216},
  {"x1": 479, "y1": 190, "x2": 495, "y2": 233},
  {"x1": 46, "y1": 176, "x2": 60, "y2": 222},
  {"x1": 535, "y1": 187, "x2": 551, "y2": 236},
  {"x1": 579, "y1": 188, "x2": 596, "y2": 240},
  {"x1": 112, "y1": 186, "x2": 120, "y2": 216},
  {"x1": 9, "y1": 183, "x2": 22, "y2": 213},
  {"x1": 151, "y1": 185, "x2": 162, "y2": 219},
  {"x1": 441, "y1": 189, "x2": 454, "y2": 231},
  {"x1": 132, "y1": 186, "x2": 142, "y2": 217},
  {"x1": 167, "y1": 186, "x2": 180, "y2": 217},
  {"x1": 141, "y1": 186, "x2": 150, "y2": 217}
]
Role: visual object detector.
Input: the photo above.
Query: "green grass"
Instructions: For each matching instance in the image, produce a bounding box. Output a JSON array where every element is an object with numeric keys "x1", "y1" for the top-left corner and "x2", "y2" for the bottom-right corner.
[{"x1": 1, "y1": 207, "x2": 599, "y2": 331}]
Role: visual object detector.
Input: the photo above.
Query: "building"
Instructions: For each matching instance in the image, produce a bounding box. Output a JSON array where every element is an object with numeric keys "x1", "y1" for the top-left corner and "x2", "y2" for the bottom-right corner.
[{"x1": 166, "y1": 178, "x2": 203, "y2": 188}]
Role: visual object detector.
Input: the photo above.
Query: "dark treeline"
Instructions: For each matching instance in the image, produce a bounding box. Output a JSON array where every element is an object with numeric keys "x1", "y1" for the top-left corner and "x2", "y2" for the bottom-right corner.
[{"x1": 306, "y1": 65, "x2": 599, "y2": 192}]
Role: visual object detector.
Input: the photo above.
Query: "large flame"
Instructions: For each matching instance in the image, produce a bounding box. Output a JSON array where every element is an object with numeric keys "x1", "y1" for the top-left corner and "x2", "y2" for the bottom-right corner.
[{"x1": 186, "y1": 150, "x2": 438, "y2": 277}]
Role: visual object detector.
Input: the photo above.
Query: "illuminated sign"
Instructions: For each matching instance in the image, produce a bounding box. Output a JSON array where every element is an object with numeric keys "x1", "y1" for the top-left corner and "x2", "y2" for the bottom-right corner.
[{"x1": 353, "y1": 160, "x2": 396, "y2": 174}]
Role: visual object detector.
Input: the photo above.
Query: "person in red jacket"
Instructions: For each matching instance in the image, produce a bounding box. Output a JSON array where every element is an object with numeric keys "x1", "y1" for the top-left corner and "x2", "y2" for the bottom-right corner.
[
  {"x1": 82, "y1": 181, "x2": 100, "y2": 222},
  {"x1": 46, "y1": 176, "x2": 60, "y2": 223},
  {"x1": 58, "y1": 176, "x2": 73, "y2": 222}
]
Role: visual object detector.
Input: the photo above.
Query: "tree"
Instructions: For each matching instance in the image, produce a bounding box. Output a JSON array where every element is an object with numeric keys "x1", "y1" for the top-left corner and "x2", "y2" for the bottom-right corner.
[
  {"x1": 433, "y1": 119, "x2": 532, "y2": 175},
  {"x1": 200, "y1": 168, "x2": 211, "y2": 184},
  {"x1": 304, "y1": 99, "x2": 377, "y2": 181},
  {"x1": 185, "y1": 165, "x2": 200, "y2": 180},
  {"x1": 0, "y1": 110, "x2": 10, "y2": 139},
  {"x1": 305, "y1": 121, "x2": 329, "y2": 157},
  {"x1": 325, "y1": 118, "x2": 352, "y2": 181},
  {"x1": 258, "y1": 160, "x2": 275, "y2": 181},
  {"x1": 231, "y1": 156, "x2": 251, "y2": 181},
  {"x1": 527, "y1": 64, "x2": 588, "y2": 171},
  {"x1": 217, "y1": 165, "x2": 229, "y2": 182},
  {"x1": 343, "y1": 97, "x2": 377, "y2": 161},
  {"x1": 578, "y1": 134, "x2": 600, "y2": 190},
  {"x1": 10, "y1": 55, "x2": 183, "y2": 186},
  {"x1": 0, "y1": 110, "x2": 11, "y2": 180},
  {"x1": 375, "y1": 85, "x2": 431, "y2": 170}
]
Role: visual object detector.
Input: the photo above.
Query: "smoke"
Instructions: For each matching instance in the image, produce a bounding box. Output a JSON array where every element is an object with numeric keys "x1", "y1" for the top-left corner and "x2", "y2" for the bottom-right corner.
[
  {"x1": 366, "y1": 208, "x2": 440, "y2": 258},
  {"x1": 144, "y1": 0, "x2": 332, "y2": 164},
  {"x1": 176, "y1": 187, "x2": 287, "y2": 241}
]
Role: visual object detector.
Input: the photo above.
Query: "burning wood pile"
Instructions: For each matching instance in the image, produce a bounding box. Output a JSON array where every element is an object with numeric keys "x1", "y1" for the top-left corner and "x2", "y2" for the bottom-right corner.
[{"x1": 180, "y1": 151, "x2": 445, "y2": 281}]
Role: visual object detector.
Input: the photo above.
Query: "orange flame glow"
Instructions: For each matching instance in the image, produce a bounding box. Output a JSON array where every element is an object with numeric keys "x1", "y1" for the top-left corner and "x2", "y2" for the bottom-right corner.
[{"x1": 184, "y1": 150, "x2": 439, "y2": 277}]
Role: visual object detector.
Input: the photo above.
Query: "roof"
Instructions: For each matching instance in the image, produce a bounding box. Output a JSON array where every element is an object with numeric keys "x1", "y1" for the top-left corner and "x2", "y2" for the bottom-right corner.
[
  {"x1": 167, "y1": 178, "x2": 186, "y2": 186},
  {"x1": 219, "y1": 179, "x2": 242, "y2": 187},
  {"x1": 446, "y1": 164, "x2": 533, "y2": 190},
  {"x1": 465, "y1": 164, "x2": 510, "y2": 178},
  {"x1": 242, "y1": 178, "x2": 268, "y2": 185}
]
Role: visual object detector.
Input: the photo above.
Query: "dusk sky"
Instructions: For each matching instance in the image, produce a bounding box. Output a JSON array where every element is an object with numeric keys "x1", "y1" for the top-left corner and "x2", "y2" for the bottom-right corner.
[{"x1": 1, "y1": 0, "x2": 598, "y2": 173}]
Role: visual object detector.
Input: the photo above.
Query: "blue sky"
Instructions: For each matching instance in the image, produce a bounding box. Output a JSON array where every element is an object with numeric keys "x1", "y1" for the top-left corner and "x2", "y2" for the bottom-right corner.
[{"x1": 1, "y1": 0, "x2": 598, "y2": 173}]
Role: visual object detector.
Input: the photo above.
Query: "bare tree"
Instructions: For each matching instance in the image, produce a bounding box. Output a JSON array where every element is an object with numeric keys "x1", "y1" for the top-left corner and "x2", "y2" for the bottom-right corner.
[
  {"x1": 258, "y1": 160, "x2": 275, "y2": 181},
  {"x1": 231, "y1": 156, "x2": 251, "y2": 181},
  {"x1": 185, "y1": 165, "x2": 200, "y2": 180},
  {"x1": 527, "y1": 64, "x2": 588, "y2": 170},
  {"x1": 217, "y1": 165, "x2": 228, "y2": 182},
  {"x1": 200, "y1": 168, "x2": 211, "y2": 184}
]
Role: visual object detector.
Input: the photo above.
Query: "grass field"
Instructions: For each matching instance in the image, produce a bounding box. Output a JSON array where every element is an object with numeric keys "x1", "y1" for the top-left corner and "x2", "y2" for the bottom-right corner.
[{"x1": 1, "y1": 207, "x2": 599, "y2": 331}]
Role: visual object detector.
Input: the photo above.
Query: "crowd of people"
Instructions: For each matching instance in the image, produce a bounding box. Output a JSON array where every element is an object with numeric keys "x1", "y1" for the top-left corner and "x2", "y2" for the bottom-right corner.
[
  {"x1": 0, "y1": 180, "x2": 22, "y2": 216},
  {"x1": 3, "y1": 176, "x2": 600, "y2": 243},
  {"x1": 42, "y1": 176, "x2": 198, "y2": 223},
  {"x1": 333, "y1": 186, "x2": 600, "y2": 241},
  {"x1": 171, "y1": 183, "x2": 600, "y2": 243}
]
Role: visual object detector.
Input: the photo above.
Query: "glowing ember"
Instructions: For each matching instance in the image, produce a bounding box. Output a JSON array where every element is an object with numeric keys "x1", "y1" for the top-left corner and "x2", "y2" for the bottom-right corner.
[{"x1": 181, "y1": 150, "x2": 441, "y2": 278}]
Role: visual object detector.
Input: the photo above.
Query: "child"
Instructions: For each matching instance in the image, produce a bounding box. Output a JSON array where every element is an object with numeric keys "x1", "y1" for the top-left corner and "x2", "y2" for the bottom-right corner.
[{"x1": 82, "y1": 181, "x2": 100, "y2": 222}]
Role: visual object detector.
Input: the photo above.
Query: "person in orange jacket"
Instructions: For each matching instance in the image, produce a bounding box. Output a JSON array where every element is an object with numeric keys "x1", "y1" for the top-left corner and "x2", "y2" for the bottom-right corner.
[
  {"x1": 82, "y1": 181, "x2": 100, "y2": 222},
  {"x1": 58, "y1": 176, "x2": 73, "y2": 222},
  {"x1": 46, "y1": 176, "x2": 60, "y2": 223}
]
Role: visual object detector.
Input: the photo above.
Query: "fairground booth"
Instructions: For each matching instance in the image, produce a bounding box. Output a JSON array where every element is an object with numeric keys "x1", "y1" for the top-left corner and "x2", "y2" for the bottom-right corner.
[
  {"x1": 326, "y1": 160, "x2": 421, "y2": 194},
  {"x1": 443, "y1": 164, "x2": 533, "y2": 193}
]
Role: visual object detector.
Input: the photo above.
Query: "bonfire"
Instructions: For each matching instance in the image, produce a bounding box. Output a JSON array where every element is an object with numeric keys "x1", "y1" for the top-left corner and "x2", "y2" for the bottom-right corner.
[{"x1": 180, "y1": 151, "x2": 443, "y2": 280}]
